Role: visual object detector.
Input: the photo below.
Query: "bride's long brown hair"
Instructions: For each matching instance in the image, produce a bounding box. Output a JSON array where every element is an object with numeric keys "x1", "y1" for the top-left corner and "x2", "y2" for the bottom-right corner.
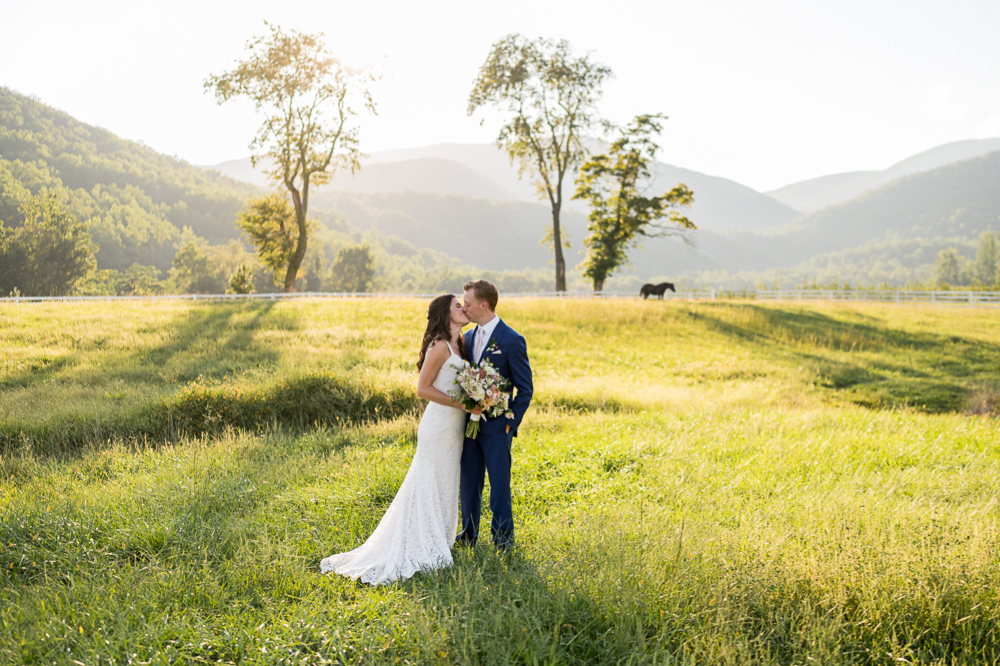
[{"x1": 417, "y1": 294, "x2": 466, "y2": 371}]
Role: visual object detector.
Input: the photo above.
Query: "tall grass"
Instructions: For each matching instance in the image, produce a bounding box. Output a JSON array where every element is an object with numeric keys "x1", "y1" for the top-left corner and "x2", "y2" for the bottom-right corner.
[{"x1": 1, "y1": 298, "x2": 999, "y2": 664}]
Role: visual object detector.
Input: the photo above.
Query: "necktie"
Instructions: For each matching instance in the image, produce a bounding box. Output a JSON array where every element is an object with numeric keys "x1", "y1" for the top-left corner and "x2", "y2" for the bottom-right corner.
[{"x1": 475, "y1": 328, "x2": 485, "y2": 361}]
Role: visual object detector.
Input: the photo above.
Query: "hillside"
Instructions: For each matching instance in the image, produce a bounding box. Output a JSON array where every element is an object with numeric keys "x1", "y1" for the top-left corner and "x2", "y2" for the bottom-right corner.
[
  {"x1": 0, "y1": 87, "x2": 258, "y2": 271},
  {"x1": 210, "y1": 155, "x2": 520, "y2": 201},
  {"x1": 209, "y1": 143, "x2": 802, "y2": 233},
  {"x1": 308, "y1": 189, "x2": 590, "y2": 273},
  {"x1": 767, "y1": 138, "x2": 1000, "y2": 213},
  {"x1": 644, "y1": 152, "x2": 1000, "y2": 286}
]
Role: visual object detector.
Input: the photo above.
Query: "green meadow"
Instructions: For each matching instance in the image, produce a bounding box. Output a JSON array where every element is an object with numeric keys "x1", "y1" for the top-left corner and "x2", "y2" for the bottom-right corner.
[{"x1": 1, "y1": 298, "x2": 999, "y2": 665}]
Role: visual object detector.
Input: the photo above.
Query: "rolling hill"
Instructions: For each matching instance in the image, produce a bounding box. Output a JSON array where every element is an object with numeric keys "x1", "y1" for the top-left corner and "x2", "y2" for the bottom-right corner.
[
  {"x1": 207, "y1": 144, "x2": 802, "y2": 233},
  {"x1": 0, "y1": 86, "x2": 258, "y2": 271},
  {"x1": 767, "y1": 138, "x2": 1000, "y2": 213},
  {"x1": 626, "y1": 150, "x2": 1000, "y2": 284}
]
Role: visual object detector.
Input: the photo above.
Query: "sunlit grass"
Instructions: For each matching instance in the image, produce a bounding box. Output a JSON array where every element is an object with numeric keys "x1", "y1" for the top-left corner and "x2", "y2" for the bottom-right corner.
[{"x1": 1, "y1": 298, "x2": 999, "y2": 663}]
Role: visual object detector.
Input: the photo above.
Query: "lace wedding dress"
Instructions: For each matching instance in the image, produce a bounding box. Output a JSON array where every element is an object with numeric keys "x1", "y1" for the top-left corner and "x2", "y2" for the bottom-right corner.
[{"x1": 320, "y1": 342, "x2": 465, "y2": 585}]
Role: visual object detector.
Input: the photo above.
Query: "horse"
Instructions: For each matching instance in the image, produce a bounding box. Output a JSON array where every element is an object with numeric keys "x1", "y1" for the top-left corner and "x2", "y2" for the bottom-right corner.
[{"x1": 640, "y1": 282, "x2": 676, "y2": 299}]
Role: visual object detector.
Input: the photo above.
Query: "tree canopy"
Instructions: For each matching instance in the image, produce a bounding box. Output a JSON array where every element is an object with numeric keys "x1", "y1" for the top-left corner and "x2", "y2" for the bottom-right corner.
[
  {"x1": 573, "y1": 115, "x2": 694, "y2": 292},
  {"x1": 469, "y1": 34, "x2": 612, "y2": 292},
  {"x1": 205, "y1": 22, "x2": 375, "y2": 292},
  {"x1": 0, "y1": 193, "x2": 97, "y2": 296}
]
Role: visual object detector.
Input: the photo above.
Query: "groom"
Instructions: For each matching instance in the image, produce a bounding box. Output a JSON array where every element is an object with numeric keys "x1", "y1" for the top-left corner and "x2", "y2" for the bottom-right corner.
[{"x1": 456, "y1": 279, "x2": 533, "y2": 551}]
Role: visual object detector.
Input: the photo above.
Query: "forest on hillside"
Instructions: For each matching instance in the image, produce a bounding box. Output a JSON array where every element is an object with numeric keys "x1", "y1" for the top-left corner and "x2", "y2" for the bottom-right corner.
[
  {"x1": 2, "y1": 85, "x2": 999, "y2": 297},
  {"x1": 0, "y1": 88, "x2": 564, "y2": 296}
]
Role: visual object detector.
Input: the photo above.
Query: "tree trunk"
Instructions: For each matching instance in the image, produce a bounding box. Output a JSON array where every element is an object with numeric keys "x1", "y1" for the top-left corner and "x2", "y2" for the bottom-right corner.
[
  {"x1": 593, "y1": 278, "x2": 604, "y2": 293},
  {"x1": 284, "y1": 185, "x2": 308, "y2": 293},
  {"x1": 551, "y1": 203, "x2": 566, "y2": 292},
  {"x1": 284, "y1": 215, "x2": 308, "y2": 293}
]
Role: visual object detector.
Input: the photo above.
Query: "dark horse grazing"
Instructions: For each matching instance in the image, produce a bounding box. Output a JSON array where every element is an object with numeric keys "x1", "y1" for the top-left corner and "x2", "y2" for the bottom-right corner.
[{"x1": 640, "y1": 282, "x2": 676, "y2": 299}]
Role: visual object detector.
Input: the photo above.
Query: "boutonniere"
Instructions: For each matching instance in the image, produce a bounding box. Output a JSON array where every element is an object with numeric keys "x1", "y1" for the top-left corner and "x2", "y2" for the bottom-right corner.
[{"x1": 484, "y1": 338, "x2": 500, "y2": 355}]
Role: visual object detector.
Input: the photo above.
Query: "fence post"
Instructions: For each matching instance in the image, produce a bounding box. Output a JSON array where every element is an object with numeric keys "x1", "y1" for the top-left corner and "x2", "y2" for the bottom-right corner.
[
  {"x1": 896, "y1": 290, "x2": 899, "y2": 304},
  {"x1": 969, "y1": 291, "x2": 974, "y2": 307},
  {"x1": 712, "y1": 289, "x2": 716, "y2": 301},
  {"x1": 931, "y1": 291, "x2": 935, "y2": 305}
]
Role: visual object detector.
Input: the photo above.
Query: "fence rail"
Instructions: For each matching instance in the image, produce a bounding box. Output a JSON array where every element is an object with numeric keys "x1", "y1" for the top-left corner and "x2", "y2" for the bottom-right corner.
[{"x1": 2, "y1": 289, "x2": 999, "y2": 307}]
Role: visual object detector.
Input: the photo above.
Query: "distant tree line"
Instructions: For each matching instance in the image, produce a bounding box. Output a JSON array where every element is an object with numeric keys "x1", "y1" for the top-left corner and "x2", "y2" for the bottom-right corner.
[{"x1": 933, "y1": 230, "x2": 1000, "y2": 289}]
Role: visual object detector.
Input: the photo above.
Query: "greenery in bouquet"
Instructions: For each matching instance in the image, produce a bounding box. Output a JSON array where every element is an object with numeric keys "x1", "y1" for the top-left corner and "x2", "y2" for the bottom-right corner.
[{"x1": 448, "y1": 359, "x2": 514, "y2": 438}]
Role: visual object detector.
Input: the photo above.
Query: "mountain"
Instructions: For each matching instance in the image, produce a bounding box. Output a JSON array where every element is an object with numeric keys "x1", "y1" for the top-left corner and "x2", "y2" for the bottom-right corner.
[
  {"x1": 632, "y1": 151, "x2": 1000, "y2": 281},
  {"x1": 0, "y1": 86, "x2": 258, "y2": 271},
  {"x1": 767, "y1": 138, "x2": 1000, "y2": 213},
  {"x1": 307, "y1": 189, "x2": 589, "y2": 273},
  {"x1": 207, "y1": 143, "x2": 801, "y2": 233},
  {"x1": 208, "y1": 155, "x2": 520, "y2": 201}
]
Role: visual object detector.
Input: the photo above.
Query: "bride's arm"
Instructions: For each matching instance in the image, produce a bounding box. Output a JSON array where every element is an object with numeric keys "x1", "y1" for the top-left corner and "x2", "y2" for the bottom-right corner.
[{"x1": 417, "y1": 341, "x2": 474, "y2": 411}]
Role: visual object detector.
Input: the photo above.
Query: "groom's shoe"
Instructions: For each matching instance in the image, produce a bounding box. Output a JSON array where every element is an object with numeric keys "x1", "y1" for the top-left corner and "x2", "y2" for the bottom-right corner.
[
  {"x1": 454, "y1": 531, "x2": 477, "y2": 549},
  {"x1": 494, "y1": 538, "x2": 514, "y2": 556}
]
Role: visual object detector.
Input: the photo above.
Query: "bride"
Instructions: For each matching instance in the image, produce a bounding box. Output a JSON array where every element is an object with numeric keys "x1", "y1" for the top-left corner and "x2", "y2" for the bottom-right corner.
[{"x1": 320, "y1": 294, "x2": 481, "y2": 585}]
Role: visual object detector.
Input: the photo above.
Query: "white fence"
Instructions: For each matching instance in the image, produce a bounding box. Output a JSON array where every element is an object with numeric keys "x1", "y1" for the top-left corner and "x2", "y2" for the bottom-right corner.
[
  {"x1": 754, "y1": 289, "x2": 1000, "y2": 307},
  {"x1": 1, "y1": 289, "x2": 999, "y2": 307}
]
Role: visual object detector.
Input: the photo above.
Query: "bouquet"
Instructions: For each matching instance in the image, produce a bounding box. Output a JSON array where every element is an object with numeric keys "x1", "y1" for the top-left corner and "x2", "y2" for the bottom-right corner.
[{"x1": 449, "y1": 359, "x2": 514, "y2": 438}]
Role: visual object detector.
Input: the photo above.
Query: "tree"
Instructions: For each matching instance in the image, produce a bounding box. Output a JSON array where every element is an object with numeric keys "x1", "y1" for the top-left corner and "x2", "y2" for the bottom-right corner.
[
  {"x1": 0, "y1": 193, "x2": 97, "y2": 296},
  {"x1": 302, "y1": 238, "x2": 327, "y2": 292},
  {"x1": 169, "y1": 241, "x2": 222, "y2": 293},
  {"x1": 934, "y1": 248, "x2": 965, "y2": 287},
  {"x1": 117, "y1": 263, "x2": 164, "y2": 295},
  {"x1": 227, "y1": 264, "x2": 255, "y2": 294},
  {"x1": 205, "y1": 22, "x2": 374, "y2": 292},
  {"x1": 573, "y1": 115, "x2": 695, "y2": 292},
  {"x1": 327, "y1": 243, "x2": 375, "y2": 293},
  {"x1": 974, "y1": 230, "x2": 999, "y2": 287},
  {"x1": 468, "y1": 35, "x2": 612, "y2": 292},
  {"x1": 235, "y1": 194, "x2": 317, "y2": 288}
]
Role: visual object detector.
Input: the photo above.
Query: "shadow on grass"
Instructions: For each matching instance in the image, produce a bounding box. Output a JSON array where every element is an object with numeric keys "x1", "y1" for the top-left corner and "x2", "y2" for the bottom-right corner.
[
  {"x1": 0, "y1": 302, "x2": 415, "y2": 455},
  {"x1": 133, "y1": 301, "x2": 294, "y2": 383},
  {"x1": 688, "y1": 304, "x2": 1000, "y2": 413},
  {"x1": 0, "y1": 371, "x2": 420, "y2": 456},
  {"x1": 397, "y1": 547, "x2": 624, "y2": 664}
]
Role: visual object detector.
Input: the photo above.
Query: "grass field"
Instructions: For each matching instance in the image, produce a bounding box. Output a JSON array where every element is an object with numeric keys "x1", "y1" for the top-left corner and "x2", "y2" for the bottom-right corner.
[{"x1": 1, "y1": 298, "x2": 999, "y2": 665}]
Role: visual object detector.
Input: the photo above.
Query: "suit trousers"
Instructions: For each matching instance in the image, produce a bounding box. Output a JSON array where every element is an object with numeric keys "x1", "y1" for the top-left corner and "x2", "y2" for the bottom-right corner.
[{"x1": 457, "y1": 427, "x2": 514, "y2": 548}]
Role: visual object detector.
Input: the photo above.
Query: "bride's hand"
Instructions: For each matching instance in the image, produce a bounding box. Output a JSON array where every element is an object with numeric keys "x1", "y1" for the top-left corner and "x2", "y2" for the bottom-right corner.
[{"x1": 468, "y1": 405, "x2": 484, "y2": 416}]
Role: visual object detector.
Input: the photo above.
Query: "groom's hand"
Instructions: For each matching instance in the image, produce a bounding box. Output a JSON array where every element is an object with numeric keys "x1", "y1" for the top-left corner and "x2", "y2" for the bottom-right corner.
[{"x1": 506, "y1": 425, "x2": 510, "y2": 434}]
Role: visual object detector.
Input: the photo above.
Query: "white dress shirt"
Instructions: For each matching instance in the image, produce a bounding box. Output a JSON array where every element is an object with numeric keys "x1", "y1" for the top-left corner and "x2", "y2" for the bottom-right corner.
[{"x1": 474, "y1": 315, "x2": 501, "y2": 361}]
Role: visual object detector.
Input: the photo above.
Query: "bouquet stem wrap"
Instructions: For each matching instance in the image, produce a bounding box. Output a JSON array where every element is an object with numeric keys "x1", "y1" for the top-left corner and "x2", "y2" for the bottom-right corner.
[{"x1": 466, "y1": 413, "x2": 481, "y2": 438}]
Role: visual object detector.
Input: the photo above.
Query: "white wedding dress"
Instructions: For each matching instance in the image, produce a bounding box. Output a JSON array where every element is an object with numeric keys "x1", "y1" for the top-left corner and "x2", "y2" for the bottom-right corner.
[{"x1": 320, "y1": 342, "x2": 465, "y2": 585}]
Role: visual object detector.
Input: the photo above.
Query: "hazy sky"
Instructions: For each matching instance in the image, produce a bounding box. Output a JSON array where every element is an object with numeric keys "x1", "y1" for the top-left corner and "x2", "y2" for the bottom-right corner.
[{"x1": 3, "y1": 0, "x2": 999, "y2": 191}]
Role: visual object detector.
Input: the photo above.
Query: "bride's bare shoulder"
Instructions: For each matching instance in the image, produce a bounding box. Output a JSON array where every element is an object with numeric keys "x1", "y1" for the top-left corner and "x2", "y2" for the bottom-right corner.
[{"x1": 425, "y1": 338, "x2": 449, "y2": 357}]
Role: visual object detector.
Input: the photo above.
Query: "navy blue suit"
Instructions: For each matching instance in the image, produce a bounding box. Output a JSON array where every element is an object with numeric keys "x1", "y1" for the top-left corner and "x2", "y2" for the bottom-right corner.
[{"x1": 456, "y1": 318, "x2": 533, "y2": 549}]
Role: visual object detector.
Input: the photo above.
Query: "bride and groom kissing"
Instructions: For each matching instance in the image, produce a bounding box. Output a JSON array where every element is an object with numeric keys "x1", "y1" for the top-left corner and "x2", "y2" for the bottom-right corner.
[{"x1": 320, "y1": 279, "x2": 534, "y2": 585}]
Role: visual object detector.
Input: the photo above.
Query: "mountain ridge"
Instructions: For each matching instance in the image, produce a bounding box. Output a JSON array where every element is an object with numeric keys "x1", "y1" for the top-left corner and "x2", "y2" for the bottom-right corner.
[
  {"x1": 767, "y1": 138, "x2": 1000, "y2": 213},
  {"x1": 205, "y1": 143, "x2": 802, "y2": 233}
]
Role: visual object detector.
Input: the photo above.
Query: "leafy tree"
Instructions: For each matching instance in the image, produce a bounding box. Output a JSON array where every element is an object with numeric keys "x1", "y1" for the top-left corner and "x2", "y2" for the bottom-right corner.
[
  {"x1": 327, "y1": 243, "x2": 375, "y2": 293},
  {"x1": 75, "y1": 269, "x2": 122, "y2": 296},
  {"x1": 302, "y1": 238, "x2": 327, "y2": 291},
  {"x1": 227, "y1": 264, "x2": 255, "y2": 294},
  {"x1": 117, "y1": 263, "x2": 164, "y2": 295},
  {"x1": 933, "y1": 248, "x2": 966, "y2": 287},
  {"x1": 573, "y1": 115, "x2": 695, "y2": 292},
  {"x1": 974, "y1": 230, "x2": 999, "y2": 286},
  {"x1": 0, "y1": 193, "x2": 97, "y2": 296},
  {"x1": 169, "y1": 241, "x2": 222, "y2": 293},
  {"x1": 468, "y1": 34, "x2": 612, "y2": 292},
  {"x1": 235, "y1": 194, "x2": 317, "y2": 288},
  {"x1": 205, "y1": 23, "x2": 374, "y2": 292}
]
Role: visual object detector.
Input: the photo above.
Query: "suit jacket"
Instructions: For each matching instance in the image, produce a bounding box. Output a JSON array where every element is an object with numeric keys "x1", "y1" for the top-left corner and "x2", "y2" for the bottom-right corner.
[{"x1": 464, "y1": 319, "x2": 533, "y2": 436}]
